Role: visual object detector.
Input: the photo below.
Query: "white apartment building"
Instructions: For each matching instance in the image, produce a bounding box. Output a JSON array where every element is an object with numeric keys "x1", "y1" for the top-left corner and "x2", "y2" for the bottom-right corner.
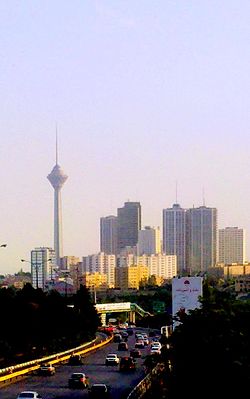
[
  {"x1": 137, "y1": 254, "x2": 177, "y2": 280},
  {"x1": 219, "y1": 227, "x2": 246, "y2": 265},
  {"x1": 117, "y1": 253, "x2": 177, "y2": 280},
  {"x1": 31, "y1": 247, "x2": 56, "y2": 289},
  {"x1": 137, "y1": 226, "x2": 161, "y2": 256},
  {"x1": 82, "y1": 252, "x2": 116, "y2": 288}
]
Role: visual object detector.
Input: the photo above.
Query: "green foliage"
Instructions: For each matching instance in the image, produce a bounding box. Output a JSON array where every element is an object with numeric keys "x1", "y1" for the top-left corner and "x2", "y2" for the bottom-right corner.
[
  {"x1": 0, "y1": 284, "x2": 100, "y2": 367},
  {"x1": 167, "y1": 285, "x2": 250, "y2": 398}
]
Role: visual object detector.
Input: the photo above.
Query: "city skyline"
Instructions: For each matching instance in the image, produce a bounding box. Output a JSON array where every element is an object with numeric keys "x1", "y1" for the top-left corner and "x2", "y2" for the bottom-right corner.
[{"x1": 0, "y1": 1, "x2": 250, "y2": 273}]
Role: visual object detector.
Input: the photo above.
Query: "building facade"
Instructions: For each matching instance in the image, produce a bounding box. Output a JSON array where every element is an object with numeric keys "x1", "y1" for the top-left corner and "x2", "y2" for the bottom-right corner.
[
  {"x1": 162, "y1": 204, "x2": 186, "y2": 273},
  {"x1": 116, "y1": 253, "x2": 177, "y2": 280},
  {"x1": 218, "y1": 227, "x2": 246, "y2": 265},
  {"x1": 82, "y1": 252, "x2": 116, "y2": 288},
  {"x1": 117, "y1": 201, "x2": 141, "y2": 253},
  {"x1": 186, "y1": 206, "x2": 217, "y2": 273},
  {"x1": 31, "y1": 247, "x2": 56, "y2": 289},
  {"x1": 137, "y1": 254, "x2": 177, "y2": 280},
  {"x1": 115, "y1": 265, "x2": 149, "y2": 290},
  {"x1": 137, "y1": 226, "x2": 161, "y2": 255},
  {"x1": 100, "y1": 215, "x2": 118, "y2": 254}
]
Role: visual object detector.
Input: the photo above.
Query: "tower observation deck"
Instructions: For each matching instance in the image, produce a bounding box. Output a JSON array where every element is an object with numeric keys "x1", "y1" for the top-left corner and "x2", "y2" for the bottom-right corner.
[{"x1": 47, "y1": 152, "x2": 68, "y2": 267}]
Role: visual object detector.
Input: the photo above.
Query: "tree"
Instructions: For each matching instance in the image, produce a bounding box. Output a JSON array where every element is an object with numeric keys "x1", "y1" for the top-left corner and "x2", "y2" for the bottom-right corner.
[{"x1": 166, "y1": 285, "x2": 250, "y2": 398}]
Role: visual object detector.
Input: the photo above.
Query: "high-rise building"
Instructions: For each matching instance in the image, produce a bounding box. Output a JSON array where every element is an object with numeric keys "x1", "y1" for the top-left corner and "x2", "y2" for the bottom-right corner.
[
  {"x1": 100, "y1": 215, "x2": 118, "y2": 254},
  {"x1": 47, "y1": 141, "x2": 68, "y2": 267},
  {"x1": 117, "y1": 201, "x2": 141, "y2": 253},
  {"x1": 31, "y1": 247, "x2": 56, "y2": 289},
  {"x1": 186, "y1": 206, "x2": 217, "y2": 273},
  {"x1": 219, "y1": 227, "x2": 246, "y2": 264},
  {"x1": 162, "y1": 204, "x2": 186, "y2": 273},
  {"x1": 82, "y1": 252, "x2": 116, "y2": 288},
  {"x1": 137, "y1": 226, "x2": 161, "y2": 255}
]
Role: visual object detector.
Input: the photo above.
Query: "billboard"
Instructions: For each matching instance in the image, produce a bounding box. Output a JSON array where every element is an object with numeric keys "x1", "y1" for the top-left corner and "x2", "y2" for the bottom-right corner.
[{"x1": 172, "y1": 277, "x2": 203, "y2": 328}]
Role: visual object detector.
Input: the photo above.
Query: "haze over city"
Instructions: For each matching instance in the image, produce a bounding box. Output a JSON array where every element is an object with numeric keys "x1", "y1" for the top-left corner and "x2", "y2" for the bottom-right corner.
[{"x1": 0, "y1": 0, "x2": 250, "y2": 274}]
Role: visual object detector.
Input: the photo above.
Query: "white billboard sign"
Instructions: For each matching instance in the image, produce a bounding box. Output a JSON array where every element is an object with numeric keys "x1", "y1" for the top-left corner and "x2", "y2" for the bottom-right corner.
[{"x1": 172, "y1": 277, "x2": 203, "y2": 328}]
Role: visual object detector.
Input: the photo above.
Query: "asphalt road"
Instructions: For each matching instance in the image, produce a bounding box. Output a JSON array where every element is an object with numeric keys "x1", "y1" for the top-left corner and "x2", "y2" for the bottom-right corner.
[{"x1": 0, "y1": 330, "x2": 151, "y2": 399}]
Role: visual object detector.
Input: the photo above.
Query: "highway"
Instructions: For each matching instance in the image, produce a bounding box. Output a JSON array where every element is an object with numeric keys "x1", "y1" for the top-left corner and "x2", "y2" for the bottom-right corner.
[{"x1": 0, "y1": 330, "x2": 151, "y2": 399}]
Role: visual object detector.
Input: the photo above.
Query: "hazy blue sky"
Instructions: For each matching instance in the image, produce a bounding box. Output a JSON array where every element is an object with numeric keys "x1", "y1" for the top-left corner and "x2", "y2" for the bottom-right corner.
[{"x1": 0, "y1": 1, "x2": 250, "y2": 274}]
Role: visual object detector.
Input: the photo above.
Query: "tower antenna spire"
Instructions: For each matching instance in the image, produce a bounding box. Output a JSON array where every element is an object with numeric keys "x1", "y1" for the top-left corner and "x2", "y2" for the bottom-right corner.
[
  {"x1": 202, "y1": 186, "x2": 206, "y2": 206},
  {"x1": 175, "y1": 180, "x2": 178, "y2": 203},
  {"x1": 56, "y1": 124, "x2": 58, "y2": 165}
]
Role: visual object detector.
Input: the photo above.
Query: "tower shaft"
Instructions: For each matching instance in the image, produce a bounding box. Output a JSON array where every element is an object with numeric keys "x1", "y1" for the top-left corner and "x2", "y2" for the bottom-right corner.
[{"x1": 54, "y1": 189, "x2": 63, "y2": 266}]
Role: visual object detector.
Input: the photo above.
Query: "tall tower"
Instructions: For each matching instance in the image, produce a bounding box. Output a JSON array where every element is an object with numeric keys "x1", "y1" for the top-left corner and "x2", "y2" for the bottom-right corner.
[
  {"x1": 47, "y1": 137, "x2": 68, "y2": 267},
  {"x1": 162, "y1": 204, "x2": 186, "y2": 274},
  {"x1": 186, "y1": 206, "x2": 217, "y2": 274},
  {"x1": 218, "y1": 227, "x2": 246, "y2": 264},
  {"x1": 117, "y1": 201, "x2": 141, "y2": 253},
  {"x1": 100, "y1": 215, "x2": 118, "y2": 254}
]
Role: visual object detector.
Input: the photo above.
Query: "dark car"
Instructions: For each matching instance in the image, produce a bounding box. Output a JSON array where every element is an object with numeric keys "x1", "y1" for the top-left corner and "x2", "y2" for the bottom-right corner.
[
  {"x1": 88, "y1": 384, "x2": 111, "y2": 398},
  {"x1": 135, "y1": 339, "x2": 144, "y2": 349},
  {"x1": 68, "y1": 372, "x2": 89, "y2": 389},
  {"x1": 130, "y1": 348, "x2": 142, "y2": 358},
  {"x1": 118, "y1": 341, "x2": 128, "y2": 351},
  {"x1": 68, "y1": 354, "x2": 84, "y2": 365},
  {"x1": 119, "y1": 356, "x2": 136, "y2": 372},
  {"x1": 113, "y1": 333, "x2": 123, "y2": 343},
  {"x1": 121, "y1": 331, "x2": 129, "y2": 340},
  {"x1": 38, "y1": 363, "x2": 55, "y2": 376},
  {"x1": 127, "y1": 328, "x2": 134, "y2": 336}
]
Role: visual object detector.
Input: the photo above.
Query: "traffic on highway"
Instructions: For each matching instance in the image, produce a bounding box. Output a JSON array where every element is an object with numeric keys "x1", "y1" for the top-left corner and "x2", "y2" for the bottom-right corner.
[{"x1": 1, "y1": 327, "x2": 161, "y2": 399}]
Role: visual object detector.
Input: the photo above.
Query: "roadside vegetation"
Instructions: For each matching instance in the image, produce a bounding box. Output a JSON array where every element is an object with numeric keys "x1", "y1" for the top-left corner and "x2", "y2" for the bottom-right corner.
[
  {"x1": 144, "y1": 282, "x2": 250, "y2": 398},
  {"x1": 0, "y1": 284, "x2": 100, "y2": 368}
]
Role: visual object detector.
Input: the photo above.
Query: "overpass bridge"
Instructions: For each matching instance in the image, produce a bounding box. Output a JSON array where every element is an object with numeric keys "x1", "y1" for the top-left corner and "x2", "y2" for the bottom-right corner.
[{"x1": 95, "y1": 302, "x2": 152, "y2": 325}]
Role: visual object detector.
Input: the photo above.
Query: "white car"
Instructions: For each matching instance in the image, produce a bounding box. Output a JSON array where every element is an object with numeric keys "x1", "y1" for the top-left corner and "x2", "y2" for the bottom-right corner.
[
  {"x1": 105, "y1": 353, "x2": 120, "y2": 366},
  {"x1": 17, "y1": 392, "x2": 42, "y2": 399},
  {"x1": 150, "y1": 347, "x2": 161, "y2": 355},
  {"x1": 151, "y1": 341, "x2": 161, "y2": 349}
]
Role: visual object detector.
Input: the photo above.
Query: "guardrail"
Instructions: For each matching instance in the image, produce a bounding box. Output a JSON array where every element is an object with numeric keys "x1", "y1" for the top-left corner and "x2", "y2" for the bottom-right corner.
[
  {"x1": 0, "y1": 333, "x2": 113, "y2": 387},
  {"x1": 127, "y1": 363, "x2": 166, "y2": 399}
]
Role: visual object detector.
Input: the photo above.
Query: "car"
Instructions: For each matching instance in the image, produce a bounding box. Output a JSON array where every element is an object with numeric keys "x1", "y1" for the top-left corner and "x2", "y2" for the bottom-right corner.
[
  {"x1": 88, "y1": 384, "x2": 111, "y2": 398},
  {"x1": 118, "y1": 341, "x2": 128, "y2": 351},
  {"x1": 68, "y1": 354, "x2": 84, "y2": 365},
  {"x1": 135, "y1": 339, "x2": 144, "y2": 349},
  {"x1": 68, "y1": 372, "x2": 90, "y2": 389},
  {"x1": 119, "y1": 356, "x2": 136, "y2": 371},
  {"x1": 113, "y1": 333, "x2": 123, "y2": 343},
  {"x1": 151, "y1": 341, "x2": 161, "y2": 349},
  {"x1": 135, "y1": 333, "x2": 144, "y2": 340},
  {"x1": 141, "y1": 334, "x2": 149, "y2": 346},
  {"x1": 121, "y1": 331, "x2": 129, "y2": 339},
  {"x1": 17, "y1": 392, "x2": 42, "y2": 399},
  {"x1": 38, "y1": 363, "x2": 55, "y2": 376},
  {"x1": 130, "y1": 348, "x2": 142, "y2": 358},
  {"x1": 150, "y1": 347, "x2": 161, "y2": 355},
  {"x1": 105, "y1": 353, "x2": 120, "y2": 366}
]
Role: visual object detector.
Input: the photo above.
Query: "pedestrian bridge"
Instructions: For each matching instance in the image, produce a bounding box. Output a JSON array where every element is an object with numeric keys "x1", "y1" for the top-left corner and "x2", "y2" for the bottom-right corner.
[{"x1": 95, "y1": 302, "x2": 152, "y2": 325}]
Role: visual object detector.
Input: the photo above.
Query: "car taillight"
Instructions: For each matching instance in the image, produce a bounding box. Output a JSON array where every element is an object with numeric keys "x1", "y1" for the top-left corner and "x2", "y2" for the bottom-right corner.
[{"x1": 80, "y1": 378, "x2": 84, "y2": 382}]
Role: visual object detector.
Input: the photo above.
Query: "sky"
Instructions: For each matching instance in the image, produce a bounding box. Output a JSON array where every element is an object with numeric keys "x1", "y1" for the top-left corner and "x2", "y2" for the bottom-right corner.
[{"x1": 0, "y1": 0, "x2": 250, "y2": 274}]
